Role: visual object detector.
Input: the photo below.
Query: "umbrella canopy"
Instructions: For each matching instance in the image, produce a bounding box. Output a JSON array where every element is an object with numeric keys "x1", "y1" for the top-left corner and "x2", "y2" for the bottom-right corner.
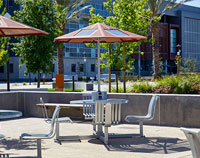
[
  {"x1": 54, "y1": 23, "x2": 146, "y2": 43},
  {"x1": 0, "y1": 15, "x2": 48, "y2": 37},
  {"x1": 54, "y1": 23, "x2": 147, "y2": 92}
]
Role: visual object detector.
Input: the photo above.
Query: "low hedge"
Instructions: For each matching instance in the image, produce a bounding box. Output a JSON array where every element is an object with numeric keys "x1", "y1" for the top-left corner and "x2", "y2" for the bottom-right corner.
[
  {"x1": 48, "y1": 88, "x2": 84, "y2": 92},
  {"x1": 111, "y1": 74, "x2": 200, "y2": 94}
]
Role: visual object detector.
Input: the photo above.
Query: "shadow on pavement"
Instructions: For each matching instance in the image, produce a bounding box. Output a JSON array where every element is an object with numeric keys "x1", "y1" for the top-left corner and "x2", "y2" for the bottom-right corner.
[{"x1": 88, "y1": 136, "x2": 191, "y2": 154}]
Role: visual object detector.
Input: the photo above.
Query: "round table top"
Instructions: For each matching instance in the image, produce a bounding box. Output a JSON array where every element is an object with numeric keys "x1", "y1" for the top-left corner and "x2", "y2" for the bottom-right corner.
[
  {"x1": 0, "y1": 110, "x2": 22, "y2": 119},
  {"x1": 70, "y1": 99, "x2": 128, "y2": 104}
]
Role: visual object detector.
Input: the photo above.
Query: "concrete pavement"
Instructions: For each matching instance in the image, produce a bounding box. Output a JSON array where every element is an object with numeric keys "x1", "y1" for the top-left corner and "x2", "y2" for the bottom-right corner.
[{"x1": 0, "y1": 117, "x2": 196, "y2": 158}]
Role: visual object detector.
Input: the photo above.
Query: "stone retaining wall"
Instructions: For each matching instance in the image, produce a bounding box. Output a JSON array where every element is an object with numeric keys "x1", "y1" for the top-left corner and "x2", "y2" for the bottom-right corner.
[{"x1": 0, "y1": 91, "x2": 199, "y2": 127}]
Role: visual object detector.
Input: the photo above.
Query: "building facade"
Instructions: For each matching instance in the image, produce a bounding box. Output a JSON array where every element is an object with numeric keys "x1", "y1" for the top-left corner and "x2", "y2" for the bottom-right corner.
[{"x1": 0, "y1": 1, "x2": 200, "y2": 81}]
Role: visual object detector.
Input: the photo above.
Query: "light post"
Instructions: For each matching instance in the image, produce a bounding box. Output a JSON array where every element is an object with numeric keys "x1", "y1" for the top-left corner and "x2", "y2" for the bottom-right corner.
[
  {"x1": 6, "y1": 41, "x2": 10, "y2": 91},
  {"x1": 176, "y1": 44, "x2": 181, "y2": 75}
]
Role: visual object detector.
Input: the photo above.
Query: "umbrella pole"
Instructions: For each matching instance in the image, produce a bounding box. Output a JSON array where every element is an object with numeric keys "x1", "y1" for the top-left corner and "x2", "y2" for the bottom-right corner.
[{"x1": 97, "y1": 39, "x2": 101, "y2": 92}]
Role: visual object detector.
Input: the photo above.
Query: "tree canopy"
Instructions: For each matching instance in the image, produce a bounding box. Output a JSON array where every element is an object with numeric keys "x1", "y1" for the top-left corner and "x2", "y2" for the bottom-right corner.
[
  {"x1": 0, "y1": 0, "x2": 9, "y2": 67},
  {"x1": 12, "y1": 0, "x2": 61, "y2": 76},
  {"x1": 89, "y1": 0, "x2": 152, "y2": 72}
]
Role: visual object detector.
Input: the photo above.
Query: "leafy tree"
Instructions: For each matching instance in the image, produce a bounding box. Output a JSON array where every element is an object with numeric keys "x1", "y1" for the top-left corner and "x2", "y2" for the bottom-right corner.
[
  {"x1": 0, "y1": 0, "x2": 9, "y2": 67},
  {"x1": 12, "y1": 0, "x2": 61, "y2": 88},
  {"x1": 89, "y1": 0, "x2": 152, "y2": 92},
  {"x1": 55, "y1": 0, "x2": 91, "y2": 75},
  {"x1": 147, "y1": 0, "x2": 192, "y2": 80}
]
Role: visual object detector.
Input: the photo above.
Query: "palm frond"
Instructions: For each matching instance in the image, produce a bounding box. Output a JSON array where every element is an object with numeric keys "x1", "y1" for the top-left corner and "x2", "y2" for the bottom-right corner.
[
  {"x1": 67, "y1": 5, "x2": 91, "y2": 21},
  {"x1": 147, "y1": 0, "x2": 193, "y2": 17},
  {"x1": 161, "y1": 0, "x2": 193, "y2": 15}
]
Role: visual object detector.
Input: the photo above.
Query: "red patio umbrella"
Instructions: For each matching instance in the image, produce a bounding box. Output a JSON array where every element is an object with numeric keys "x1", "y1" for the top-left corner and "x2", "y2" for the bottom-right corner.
[
  {"x1": 0, "y1": 15, "x2": 49, "y2": 91},
  {"x1": 0, "y1": 15, "x2": 48, "y2": 36},
  {"x1": 54, "y1": 23, "x2": 146, "y2": 92}
]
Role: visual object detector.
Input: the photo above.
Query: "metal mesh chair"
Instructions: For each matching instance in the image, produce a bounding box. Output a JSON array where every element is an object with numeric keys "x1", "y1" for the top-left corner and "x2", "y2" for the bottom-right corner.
[
  {"x1": 20, "y1": 106, "x2": 61, "y2": 158},
  {"x1": 39, "y1": 98, "x2": 72, "y2": 140},
  {"x1": 125, "y1": 95, "x2": 159, "y2": 137},
  {"x1": 181, "y1": 127, "x2": 200, "y2": 158}
]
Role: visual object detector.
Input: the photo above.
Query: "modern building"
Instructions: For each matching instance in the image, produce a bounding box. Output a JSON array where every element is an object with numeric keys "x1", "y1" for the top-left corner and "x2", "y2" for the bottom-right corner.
[{"x1": 0, "y1": 1, "x2": 200, "y2": 81}]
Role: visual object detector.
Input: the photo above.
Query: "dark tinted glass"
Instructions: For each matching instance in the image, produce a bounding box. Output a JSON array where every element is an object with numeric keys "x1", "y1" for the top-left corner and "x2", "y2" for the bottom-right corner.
[
  {"x1": 106, "y1": 30, "x2": 127, "y2": 36},
  {"x1": 75, "y1": 30, "x2": 96, "y2": 36}
]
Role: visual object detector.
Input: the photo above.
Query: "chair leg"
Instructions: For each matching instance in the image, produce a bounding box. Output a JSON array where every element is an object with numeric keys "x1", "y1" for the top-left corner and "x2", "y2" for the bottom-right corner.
[
  {"x1": 187, "y1": 134, "x2": 197, "y2": 158},
  {"x1": 139, "y1": 121, "x2": 144, "y2": 137},
  {"x1": 104, "y1": 126, "x2": 108, "y2": 145},
  {"x1": 37, "y1": 139, "x2": 42, "y2": 158},
  {"x1": 56, "y1": 122, "x2": 60, "y2": 140},
  {"x1": 93, "y1": 124, "x2": 96, "y2": 133}
]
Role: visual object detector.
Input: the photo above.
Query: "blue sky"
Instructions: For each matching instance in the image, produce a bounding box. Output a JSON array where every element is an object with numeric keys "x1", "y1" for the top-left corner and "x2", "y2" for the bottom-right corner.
[{"x1": 183, "y1": 0, "x2": 200, "y2": 7}]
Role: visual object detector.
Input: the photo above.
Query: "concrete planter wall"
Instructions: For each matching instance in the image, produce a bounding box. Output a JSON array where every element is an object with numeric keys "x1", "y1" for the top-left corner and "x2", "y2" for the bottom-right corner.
[{"x1": 0, "y1": 91, "x2": 199, "y2": 127}]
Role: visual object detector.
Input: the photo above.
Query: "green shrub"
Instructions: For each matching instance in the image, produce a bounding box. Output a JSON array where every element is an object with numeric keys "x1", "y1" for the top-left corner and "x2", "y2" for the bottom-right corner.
[
  {"x1": 110, "y1": 86, "x2": 131, "y2": 93},
  {"x1": 22, "y1": 82, "x2": 27, "y2": 85},
  {"x1": 154, "y1": 75, "x2": 198, "y2": 94},
  {"x1": 82, "y1": 76, "x2": 86, "y2": 81},
  {"x1": 111, "y1": 86, "x2": 124, "y2": 93},
  {"x1": 130, "y1": 82, "x2": 153, "y2": 93},
  {"x1": 48, "y1": 88, "x2": 55, "y2": 91},
  {"x1": 48, "y1": 88, "x2": 83, "y2": 92},
  {"x1": 64, "y1": 89, "x2": 83, "y2": 92}
]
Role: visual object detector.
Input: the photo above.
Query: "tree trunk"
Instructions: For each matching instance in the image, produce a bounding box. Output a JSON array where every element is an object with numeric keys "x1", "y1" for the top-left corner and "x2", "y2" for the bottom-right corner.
[
  {"x1": 37, "y1": 70, "x2": 40, "y2": 88},
  {"x1": 57, "y1": 23, "x2": 66, "y2": 75},
  {"x1": 151, "y1": 22, "x2": 161, "y2": 80},
  {"x1": 57, "y1": 46, "x2": 64, "y2": 74},
  {"x1": 108, "y1": 44, "x2": 111, "y2": 93},
  {"x1": 123, "y1": 43, "x2": 126, "y2": 93}
]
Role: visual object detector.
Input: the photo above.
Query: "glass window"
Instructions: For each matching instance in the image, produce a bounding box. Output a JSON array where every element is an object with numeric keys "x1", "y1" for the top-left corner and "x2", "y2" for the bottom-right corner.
[
  {"x1": 80, "y1": 64, "x2": 84, "y2": 72},
  {"x1": 0, "y1": 66, "x2": 4, "y2": 73},
  {"x1": 170, "y1": 29, "x2": 177, "y2": 53},
  {"x1": 10, "y1": 64, "x2": 13, "y2": 73},
  {"x1": 71, "y1": 64, "x2": 76, "y2": 72},
  {"x1": 9, "y1": 0, "x2": 13, "y2": 6},
  {"x1": 106, "y1": 30, "x2": 128, "y2": 36},
  {"x1": 75, "y1": 30, "x2": 96, "y2": 36},
  {"x1": 91, "y1": 64, "x2": 95, "y2": 72},
  {"x1": 52, "y1": 64, "x2": 55, "y2": 73}
]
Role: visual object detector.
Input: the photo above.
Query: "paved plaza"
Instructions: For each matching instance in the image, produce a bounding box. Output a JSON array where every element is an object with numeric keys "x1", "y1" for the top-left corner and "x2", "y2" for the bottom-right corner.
[
  {"x1": 0, "y1": 117, "x2": 196, "y2": 158},
  {"x1": 0, "y1": 82, "x2": 115, "y2": 92}
]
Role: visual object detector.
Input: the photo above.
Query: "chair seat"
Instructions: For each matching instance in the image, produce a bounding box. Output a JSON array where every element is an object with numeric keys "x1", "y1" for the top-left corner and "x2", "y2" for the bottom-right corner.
[
  {"x1": 20, "y1": 133, "x2": 51, "y2": 139},
  {"x1": 125, "y1": 115, "x2": 152, "y2": 122},
  {"x1": 57, "y1": 117, "x2": 72, "y2": 123}
]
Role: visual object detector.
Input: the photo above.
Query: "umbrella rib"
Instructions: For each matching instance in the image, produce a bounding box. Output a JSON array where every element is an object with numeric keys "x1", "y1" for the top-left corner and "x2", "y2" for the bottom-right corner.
[
  {"x1": 97, "y1": 23, "x2": 105, "y2": 37},
  {"x1": 0, "y1": 29, "x2": 6, "y2": 36}
]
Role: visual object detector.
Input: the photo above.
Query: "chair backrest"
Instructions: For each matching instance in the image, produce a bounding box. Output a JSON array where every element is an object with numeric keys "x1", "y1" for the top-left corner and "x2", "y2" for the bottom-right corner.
[
  {"x1": 48, "y1": 106, "x2": 61, "y2": 137},
  {"x1": 40, "y1": 97, "x2": 51, "y2": 122},
  {"x1": 146, "y1": 95, "x2": 158, "y2": 119},
  {"x1": 82, "y1": 94, "x2": 94, "y2": 120},
  {"x1": 95, "y1": 100, "x2": 121, "y2": 126},
  {"x1": 82, "y1": 93, "x2": 92, "y2": 100},
  {"x1": 181, "y1": 127, "x2": 200, "y2": 158},
  {"x1": 83, "y1": 101, "x2": 95, "y2": 120}
]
